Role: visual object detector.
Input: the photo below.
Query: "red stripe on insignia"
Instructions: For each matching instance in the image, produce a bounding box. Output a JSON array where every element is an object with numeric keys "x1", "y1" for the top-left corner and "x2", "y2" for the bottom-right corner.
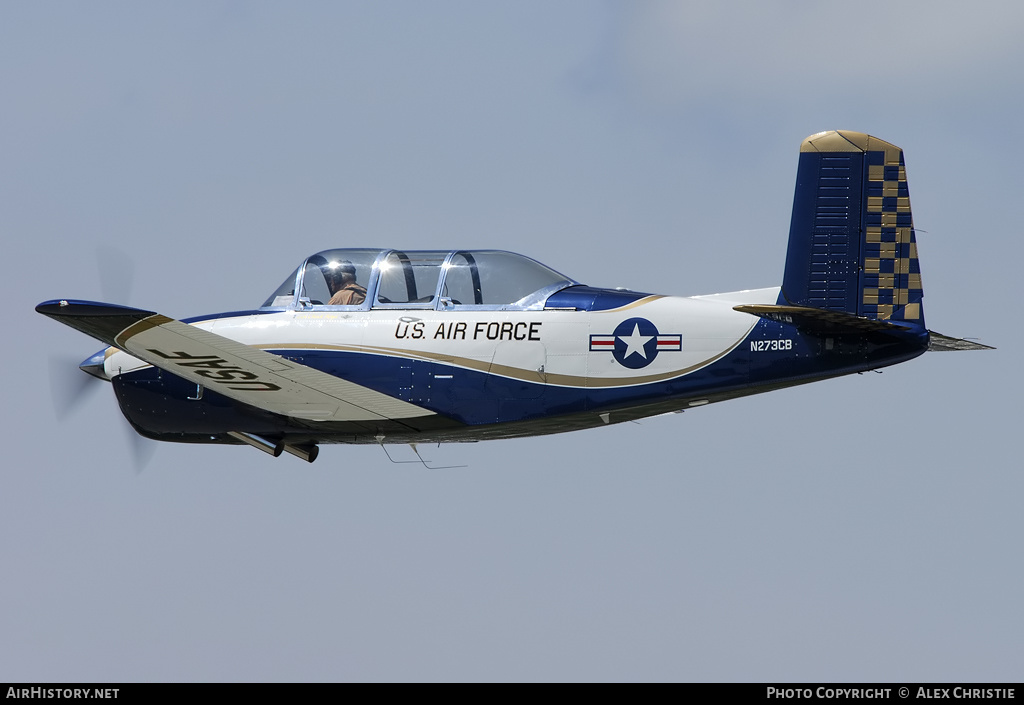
[{"x1": 656, "y1": 335, "x2": 681, "y2": 350}]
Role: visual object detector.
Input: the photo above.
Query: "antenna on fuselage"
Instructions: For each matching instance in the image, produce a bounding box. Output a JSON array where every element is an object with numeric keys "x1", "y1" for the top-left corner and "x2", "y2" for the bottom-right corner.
[{"x1": 375, "y1": 437, "x2": 467, "y2": 470}]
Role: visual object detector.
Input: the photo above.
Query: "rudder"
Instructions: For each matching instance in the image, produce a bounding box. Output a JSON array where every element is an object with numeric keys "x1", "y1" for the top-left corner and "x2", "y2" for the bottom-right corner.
[{"x1": 780, "y1": 130, "x2": 924, "y2": 327}]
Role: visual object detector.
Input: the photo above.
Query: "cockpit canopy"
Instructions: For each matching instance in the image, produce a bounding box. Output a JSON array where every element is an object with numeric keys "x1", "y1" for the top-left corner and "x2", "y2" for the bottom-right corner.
[{"x1": 262, "y1": 249, "x2": 578, "y2": 311}]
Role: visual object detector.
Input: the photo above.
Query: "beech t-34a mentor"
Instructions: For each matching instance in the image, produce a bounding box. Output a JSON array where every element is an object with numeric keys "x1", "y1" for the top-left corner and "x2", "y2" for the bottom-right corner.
[{"x1": 38, "y1": 131, "x2": 991, "y2": 463}]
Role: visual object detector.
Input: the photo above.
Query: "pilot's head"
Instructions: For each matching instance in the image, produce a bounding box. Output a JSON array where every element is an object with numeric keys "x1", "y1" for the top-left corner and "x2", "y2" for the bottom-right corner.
[{"x1": 324, "y1": 260, "x2": 357, "y2": 291}]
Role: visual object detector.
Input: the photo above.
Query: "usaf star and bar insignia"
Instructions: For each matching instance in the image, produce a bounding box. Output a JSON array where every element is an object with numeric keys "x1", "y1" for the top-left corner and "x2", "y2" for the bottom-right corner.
[{"x1": 589, "y1": 317, "x2": 682, "y2": 369}]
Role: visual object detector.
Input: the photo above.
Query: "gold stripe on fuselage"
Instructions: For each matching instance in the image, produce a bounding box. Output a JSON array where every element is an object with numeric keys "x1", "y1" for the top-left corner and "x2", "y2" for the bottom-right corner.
[{"x1": 254, "y1": 319, "x2": 755, "y2": 389}]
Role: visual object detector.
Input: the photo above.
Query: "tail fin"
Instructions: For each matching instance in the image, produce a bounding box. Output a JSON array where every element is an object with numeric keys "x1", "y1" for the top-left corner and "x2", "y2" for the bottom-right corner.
[{"x1": 780, "y1": 130, "x2": 924, "y2": 327}]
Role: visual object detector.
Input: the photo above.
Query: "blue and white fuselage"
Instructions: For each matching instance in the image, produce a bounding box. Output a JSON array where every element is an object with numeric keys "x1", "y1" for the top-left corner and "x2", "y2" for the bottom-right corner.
[{"x1": 38, "y1": 131, "x2": 987, "y2": 461}]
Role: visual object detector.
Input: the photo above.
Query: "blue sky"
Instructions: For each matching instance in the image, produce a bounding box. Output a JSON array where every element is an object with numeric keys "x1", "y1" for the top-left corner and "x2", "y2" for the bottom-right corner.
[{"x1": 3, "y1": 1, "x2": 1021, "y2": 681}]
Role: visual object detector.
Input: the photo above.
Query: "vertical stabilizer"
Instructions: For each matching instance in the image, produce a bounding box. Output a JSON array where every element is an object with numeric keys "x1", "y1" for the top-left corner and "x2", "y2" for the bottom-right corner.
[{"x1": 780, "y1": 130, "x2": 924, "y2": 326}]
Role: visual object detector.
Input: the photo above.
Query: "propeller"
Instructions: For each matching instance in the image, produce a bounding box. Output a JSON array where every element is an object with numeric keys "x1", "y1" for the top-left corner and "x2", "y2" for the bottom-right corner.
[
  {"x1": 121, "y1": 419, "x2": 157, "y2": 473},
  {"x1": 47, "y1": 353, "x2": 103, "y2": 421},
  {"x1": 45, "y1": 244, "x2": 156, "y2": 471}
]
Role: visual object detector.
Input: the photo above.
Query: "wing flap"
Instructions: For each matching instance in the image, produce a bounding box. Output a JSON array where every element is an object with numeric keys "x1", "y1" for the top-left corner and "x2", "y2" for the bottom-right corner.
[{"x1": 37, "y1": 300, "x2": 433, "y2": 422}]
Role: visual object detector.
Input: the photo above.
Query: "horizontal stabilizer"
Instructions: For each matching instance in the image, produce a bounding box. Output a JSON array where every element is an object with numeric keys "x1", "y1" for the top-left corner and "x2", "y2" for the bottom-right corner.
[
  {"x1": 927, "y1": 332, "x2": 995, "y2": 352},
  {"x1": 735, "y1": 304, "x2": 992, "y2": 351},
  {"x1": 36, "y1": 299, "x2": 434, "y2": 422},
  {"x1": 733, "y1": 304, "x2": 914, "y2": 335}
]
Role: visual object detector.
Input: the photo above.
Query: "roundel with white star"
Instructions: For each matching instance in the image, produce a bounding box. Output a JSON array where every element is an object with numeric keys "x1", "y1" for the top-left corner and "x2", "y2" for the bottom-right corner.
[{"x1": 589, "y1": 317, "x2": 682, "y2": 369}]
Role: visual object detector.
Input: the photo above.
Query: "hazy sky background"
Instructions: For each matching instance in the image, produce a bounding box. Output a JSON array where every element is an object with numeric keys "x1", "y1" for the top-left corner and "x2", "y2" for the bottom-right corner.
[{"x1": 3, "y1": 1, "x2": 1021, "y2": 681}]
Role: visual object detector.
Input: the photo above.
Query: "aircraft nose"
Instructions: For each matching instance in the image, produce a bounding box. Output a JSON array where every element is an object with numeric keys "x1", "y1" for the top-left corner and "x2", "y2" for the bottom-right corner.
[{"x1": 79, "y1": 349, "x2": 109, "y2": 381}]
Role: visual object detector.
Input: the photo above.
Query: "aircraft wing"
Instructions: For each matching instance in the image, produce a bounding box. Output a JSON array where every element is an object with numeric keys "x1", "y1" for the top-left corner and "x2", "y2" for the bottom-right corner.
[{"x1": 35, "y1": 300, "x2": 434, "y2": 422}]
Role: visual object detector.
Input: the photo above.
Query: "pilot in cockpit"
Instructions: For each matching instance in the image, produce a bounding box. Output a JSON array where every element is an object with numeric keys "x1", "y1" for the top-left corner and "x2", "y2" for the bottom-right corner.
[{"x1": 325, "y1": 260, "x2": 367, "y2": 306}]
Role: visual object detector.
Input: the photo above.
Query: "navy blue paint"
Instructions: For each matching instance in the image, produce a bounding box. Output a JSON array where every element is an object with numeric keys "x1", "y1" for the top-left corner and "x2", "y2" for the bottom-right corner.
[
  {"x1": 181, "y1": 309, "x2": 281, "y2": 324},
  {"x1": 781, "y1": 150, "x2": 866, "y2": 312},
  {"x1": 112, "y1": 314, "x2": 927, "y2": 439},
  {"x1": 544, "y1": 286, "x2": 652, "y2": 312},
  {"x1": 36, "y1": 299, "x2": 156, "y2": 317},
  {"x1": 35, "y1": 300, "x2": 157, "y2": 348},
  {"x1": 609, "y1": 317, "x2": 663, "y2": 369},
  {"x1": 112, "y1": 367, "x2": 285, "y2": 438}
]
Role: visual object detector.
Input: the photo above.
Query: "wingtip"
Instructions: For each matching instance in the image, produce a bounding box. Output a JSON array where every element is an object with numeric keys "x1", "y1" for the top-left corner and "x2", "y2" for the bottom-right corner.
[
  {"x1": 36, "y1": 299, "x2": 156, "y2": 317},
  {"x1": 36, "y1": 300, "x2": 161, "y2": 348}
]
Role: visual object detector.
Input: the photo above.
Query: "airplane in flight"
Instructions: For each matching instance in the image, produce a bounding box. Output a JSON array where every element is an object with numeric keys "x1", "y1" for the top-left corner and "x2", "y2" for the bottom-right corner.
[{"x1": 37, "y1": 130, "x2": 991, "y2": 463}]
